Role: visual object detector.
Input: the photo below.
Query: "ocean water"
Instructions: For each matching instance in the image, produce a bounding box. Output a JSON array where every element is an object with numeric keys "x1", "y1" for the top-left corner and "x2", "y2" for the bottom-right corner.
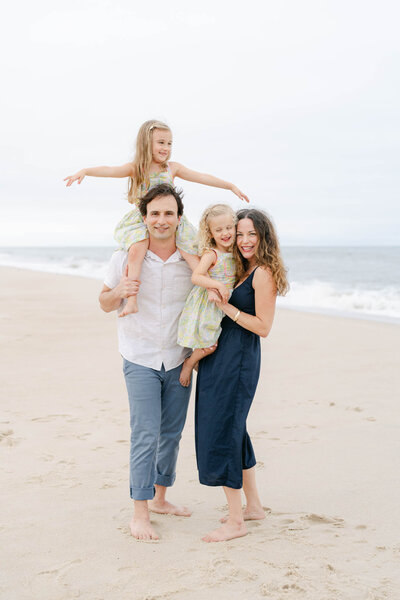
[{"x1": 1, "y1": 246, "x2": 399, "y2": 323}]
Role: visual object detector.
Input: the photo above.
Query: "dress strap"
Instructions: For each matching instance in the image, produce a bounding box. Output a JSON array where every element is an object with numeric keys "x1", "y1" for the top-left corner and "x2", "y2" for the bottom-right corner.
[
  {"x1": 210, "y1": 248, "x2": 218, "y2": 265},
  {"x1": 247, "y1": 266, "x2": 259, "y2": 286}
]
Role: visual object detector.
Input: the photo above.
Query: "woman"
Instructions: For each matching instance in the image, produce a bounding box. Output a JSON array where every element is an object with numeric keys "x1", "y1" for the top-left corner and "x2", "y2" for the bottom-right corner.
[{"x1": 195, "y1": 208, "x2": 289, "y2": 542}]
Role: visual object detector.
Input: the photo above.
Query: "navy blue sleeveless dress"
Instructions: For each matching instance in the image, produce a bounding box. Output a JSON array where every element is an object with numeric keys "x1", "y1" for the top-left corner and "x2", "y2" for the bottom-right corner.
[{"x1": 195, "y1": 268, "x2": 261, "y2": 489}]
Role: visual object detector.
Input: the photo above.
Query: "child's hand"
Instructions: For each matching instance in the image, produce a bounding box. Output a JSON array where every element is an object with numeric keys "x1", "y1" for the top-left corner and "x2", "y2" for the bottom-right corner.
[
  {"x1": 216, "y1": 282, "x2": 230, "y2": 303},
  {"x1": 207, "y1": 289, "x2": 221, "y2": 303},
  {"x1": 64, "y1": 169, "x2": 86, "y2": 187},
  {"x1": 231, "y1": 185, "x2": 249, "y2": 203}
]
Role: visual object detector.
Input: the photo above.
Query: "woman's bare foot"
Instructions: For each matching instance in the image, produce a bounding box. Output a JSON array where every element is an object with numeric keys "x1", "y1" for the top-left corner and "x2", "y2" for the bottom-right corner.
[
  {"x1": 130, "y1": 517, "x2": 159, "y2": 541},
  {"x1": 202, "y1": 520, "x2": 248, "y2": 543},
  {"x1": 119, "y1": 295, "x2": 138, "y2": 318},
  {"x1": 148, "y1": 499, "x2": 192, "y2": 517},
  {"x1": 220, "y1": 505, "x2": 266, "y2": 523},
  {"x1": 179, "y1": 359, "x2": 193, "y2": 387}
]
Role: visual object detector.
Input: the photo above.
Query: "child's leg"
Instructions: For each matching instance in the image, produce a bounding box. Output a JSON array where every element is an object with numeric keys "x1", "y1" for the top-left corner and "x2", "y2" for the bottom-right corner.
[
  {"x1": 179, "y1": 344, "x2": 217, "y2": 387},
  {"x1": 119, "y1": 239, "x2": 149, "y2": 318},
  {"x1": 178, "y1": 249, "x2": 200, "y2": 272}
]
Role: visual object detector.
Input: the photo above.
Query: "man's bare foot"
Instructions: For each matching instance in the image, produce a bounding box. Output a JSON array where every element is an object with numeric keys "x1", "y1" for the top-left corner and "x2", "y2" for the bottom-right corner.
[
  {"x1": 119, "y1": 296, "x2": 138, "y2": 318},
  {"x1": 220, "y1": 506, "x2": 266, "y2": 523},
  {"x1": 179, "y1": 359, "x2": 193, "y2": 387},
  {"x1": 130, "y1": 517, "x2": 159, "y2": 541},
  {"x1": 202, "y1": 520, "x2": 248, "y2": 543},
  {"x1": 148, "y1": 499, "x2": 192, "y2": 517}
]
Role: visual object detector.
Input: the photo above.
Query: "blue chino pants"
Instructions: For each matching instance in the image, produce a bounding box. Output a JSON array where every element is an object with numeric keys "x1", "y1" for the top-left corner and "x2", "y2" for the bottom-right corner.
[{"x1": 123, "y1": 359, "x2": 192, "y2": 500}]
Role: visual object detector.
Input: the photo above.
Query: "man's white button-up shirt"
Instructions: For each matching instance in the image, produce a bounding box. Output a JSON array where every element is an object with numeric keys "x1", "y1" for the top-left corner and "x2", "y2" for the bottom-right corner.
[{"x1": 104, "y1": 249, "x2": 193, "y2": 371}]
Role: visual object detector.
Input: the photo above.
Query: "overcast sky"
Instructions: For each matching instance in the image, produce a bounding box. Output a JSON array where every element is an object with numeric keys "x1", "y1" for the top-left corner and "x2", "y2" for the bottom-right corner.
[{"x1": 1, "y1": 0, "x2": 399, "y2": 246}]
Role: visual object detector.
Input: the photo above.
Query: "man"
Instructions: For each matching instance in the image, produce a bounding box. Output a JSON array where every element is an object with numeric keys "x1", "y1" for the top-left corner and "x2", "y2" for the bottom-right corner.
[{"x1": 99, "y1": 183, "x2": 194, "y2": 541}]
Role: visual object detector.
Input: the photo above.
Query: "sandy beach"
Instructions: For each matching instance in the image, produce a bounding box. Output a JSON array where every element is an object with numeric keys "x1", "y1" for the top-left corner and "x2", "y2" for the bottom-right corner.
[{"x1": 1, "y1": 265, "x2": 399, "y2": 600}]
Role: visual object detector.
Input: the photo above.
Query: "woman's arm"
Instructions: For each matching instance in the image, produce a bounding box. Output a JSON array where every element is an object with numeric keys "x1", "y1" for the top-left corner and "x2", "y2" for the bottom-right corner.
[
  {"x1": 191, "y1": 250, "x2": 231, "y2": 302},
  {"x1": 216, "y1": 267, "x2": 276, "y2": 337},
  {"x1": 170, "y1": 162, "x2": 249, "y2": 203},
  {"x1": 64, "y1": 162, "x2": 134, "y2": 186}
]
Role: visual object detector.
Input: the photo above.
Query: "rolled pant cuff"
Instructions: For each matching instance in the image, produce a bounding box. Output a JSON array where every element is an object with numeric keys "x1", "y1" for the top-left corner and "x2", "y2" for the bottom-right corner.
[
  {"x1": 155, "y1": 472, "x2": 176, "y2": 487},
  {"x1": 130, "y1": 485, "x2": 155, "y2": 500}
]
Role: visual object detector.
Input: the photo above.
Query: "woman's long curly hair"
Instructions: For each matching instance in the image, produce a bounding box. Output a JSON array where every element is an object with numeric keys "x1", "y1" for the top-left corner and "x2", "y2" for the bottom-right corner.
[
  {"x1": 128, "y1": 119, "x2": 171, "y2": 204},
  {"x1": 233, "y1": 209, "x2": 289, "y2": 296}
]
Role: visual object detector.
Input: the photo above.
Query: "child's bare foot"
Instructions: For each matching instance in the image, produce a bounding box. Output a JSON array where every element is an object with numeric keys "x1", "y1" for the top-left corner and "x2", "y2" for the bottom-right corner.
[
  {"x1": 148, "y1": 499, "x2": 192, "y2": 517},
  {"x1": 220, "y1": 506, "x2": 266, "y2": 523},
  {"x1": 130, "y1": 517, "x2": 159, "y2": 541},
  {"x1": 179, "y1": 359, "x2": 193, "y2": 387},
  {"x1": 202, "y1": 520, "x2": 247, "y2": 543},
  {"x1": 119, "y1": 295, "x2": 138, "y2": 317}
]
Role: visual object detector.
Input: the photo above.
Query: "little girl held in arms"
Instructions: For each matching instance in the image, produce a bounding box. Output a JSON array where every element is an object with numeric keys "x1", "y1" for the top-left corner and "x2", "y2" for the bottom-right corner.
[
  {"x1": 177, "y1": 204, "x2": 237, "y2": 386},
  {"x1": 64, "y1": 119, "x2": 248, "y2": 316}
]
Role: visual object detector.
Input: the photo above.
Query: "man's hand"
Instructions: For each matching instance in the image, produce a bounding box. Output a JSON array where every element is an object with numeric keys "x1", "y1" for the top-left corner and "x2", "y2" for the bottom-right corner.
[
  {"x1": 115, "y1": 265, "x2": 140, "y2": 299},
  {"x1": 99, "y1": 265, "x2": 140, "y2": 313}
]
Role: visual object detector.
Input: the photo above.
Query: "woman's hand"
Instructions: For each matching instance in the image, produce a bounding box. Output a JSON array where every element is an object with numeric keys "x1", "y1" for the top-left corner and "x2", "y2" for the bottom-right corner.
[
  {"x1": 64, "y1": 169, "x2": 86, "y2": 186},
  {"x1": 216, "y1": 282, "x2": 230, "y2": 303},
  {"x1": 207, "y1": 289, "x2": 222, "y2": 303},
  {"x1": 231, "y1": 184, "x2": 249, "y2": 203}
]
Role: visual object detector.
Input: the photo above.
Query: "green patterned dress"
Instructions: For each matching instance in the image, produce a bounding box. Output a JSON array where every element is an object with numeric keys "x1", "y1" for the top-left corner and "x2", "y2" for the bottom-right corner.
[
  {"x1": 114, "y1": 164, "x2": 198, "y2": 254},
  {"x1": 177, "y1": 249, "x2": 236, "y2": 349}
]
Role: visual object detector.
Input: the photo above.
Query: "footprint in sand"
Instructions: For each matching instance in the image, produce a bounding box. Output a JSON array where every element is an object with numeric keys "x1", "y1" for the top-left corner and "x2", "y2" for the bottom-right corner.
[
  {"x1": 37, "y1": 558, "x2": 82, "y2": 578},
  {"x1": 281, "y1": 518, "x2": 295, "y2": 524},
  {"x1": 31, "y1": 414, "x2": 73, "y2": 422},
  {"x1": 303, "y1": 514, "x2": 345, "y2": 527},
  {"x1": 0, "y1": 429, "x2": 20, "y2": 446},
  {"x1": 100, "y1": 481, "x2": 117, "y2": 489},
  {"x1": 40, "y1": 453, "x2": 54, "y2": 462}
]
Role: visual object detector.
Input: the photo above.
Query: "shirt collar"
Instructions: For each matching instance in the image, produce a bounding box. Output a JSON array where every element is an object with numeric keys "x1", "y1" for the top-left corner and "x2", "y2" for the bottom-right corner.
[{"x1": 146, "y1": 249, "x2": 183, "y2": 264}]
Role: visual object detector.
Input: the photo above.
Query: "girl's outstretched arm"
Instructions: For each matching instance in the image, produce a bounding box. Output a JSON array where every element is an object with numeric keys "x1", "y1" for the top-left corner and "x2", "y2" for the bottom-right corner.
[
  {"x1": 64, "y1": 162, "x2": 134, "y2": 186},
  {"x1": 192, "y1": 250, "x2": 230, "y2": 303},
  {"x1": 170, "y1": 162, "x2": 249, "y2": 203}
]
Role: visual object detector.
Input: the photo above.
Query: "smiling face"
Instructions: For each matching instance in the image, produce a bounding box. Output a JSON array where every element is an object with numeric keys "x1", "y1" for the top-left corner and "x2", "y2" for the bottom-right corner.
[
  {"x1": 151, "y1": 128, "x2": 172, "y2": 164},
  {"x1": 236, "y1": 217, "x2": 260, "y2": 263},
  {"x1": 143, "y1": 194, "x2": 180, "y2": 240},
  {"x1": 209, "y1": 213, "x2": 236, "y2": 251}
]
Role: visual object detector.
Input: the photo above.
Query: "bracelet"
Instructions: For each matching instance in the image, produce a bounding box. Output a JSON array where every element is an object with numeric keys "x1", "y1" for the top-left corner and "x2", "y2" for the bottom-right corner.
[{"x1": 233, "y1": 310, "x2": 241, "y2": 323}]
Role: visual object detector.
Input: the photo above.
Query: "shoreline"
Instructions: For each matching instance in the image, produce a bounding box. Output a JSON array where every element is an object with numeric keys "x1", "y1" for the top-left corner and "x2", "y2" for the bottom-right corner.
[{"x1": 1, "y1": 263, "x2": 399, "y2": 326}]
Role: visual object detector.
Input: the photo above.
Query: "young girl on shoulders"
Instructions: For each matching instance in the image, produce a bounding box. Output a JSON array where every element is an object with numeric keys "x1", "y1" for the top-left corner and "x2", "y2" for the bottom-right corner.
[
  {"x1": 64, "y1": 119, "x2": 248, "y2": 316},
  {"x1": 177, "y1": 204, "x2": 237, "y2": 386}
]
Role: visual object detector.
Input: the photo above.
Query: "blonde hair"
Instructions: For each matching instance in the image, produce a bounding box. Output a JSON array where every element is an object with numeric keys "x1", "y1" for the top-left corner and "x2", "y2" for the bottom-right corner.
[
  {"x1": 128, "y1": 119, "x2": 171, "y2": 204},
  {"x1": 233, "y1": 208, "x2": 289, "y2": 296},
  {"x1": 197, "y1": 204, "x2": 237, "y2": 255}
]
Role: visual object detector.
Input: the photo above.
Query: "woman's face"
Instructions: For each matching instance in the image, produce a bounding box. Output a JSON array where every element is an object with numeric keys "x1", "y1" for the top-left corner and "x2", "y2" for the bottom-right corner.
[{"x1": 236, "y1": 218, "x2": 259, "y2": 261}]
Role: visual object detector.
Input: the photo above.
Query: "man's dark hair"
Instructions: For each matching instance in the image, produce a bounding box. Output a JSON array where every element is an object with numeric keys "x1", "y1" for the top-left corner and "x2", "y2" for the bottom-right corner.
[{"x1": 138, "y1": 183, "x2": 184, "y2": 217}]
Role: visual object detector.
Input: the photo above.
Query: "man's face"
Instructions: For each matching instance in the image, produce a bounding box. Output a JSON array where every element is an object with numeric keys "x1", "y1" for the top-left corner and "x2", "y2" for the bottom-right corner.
[{"x1": 143, "y1": 195, "x2": 180, "y2": 240}]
